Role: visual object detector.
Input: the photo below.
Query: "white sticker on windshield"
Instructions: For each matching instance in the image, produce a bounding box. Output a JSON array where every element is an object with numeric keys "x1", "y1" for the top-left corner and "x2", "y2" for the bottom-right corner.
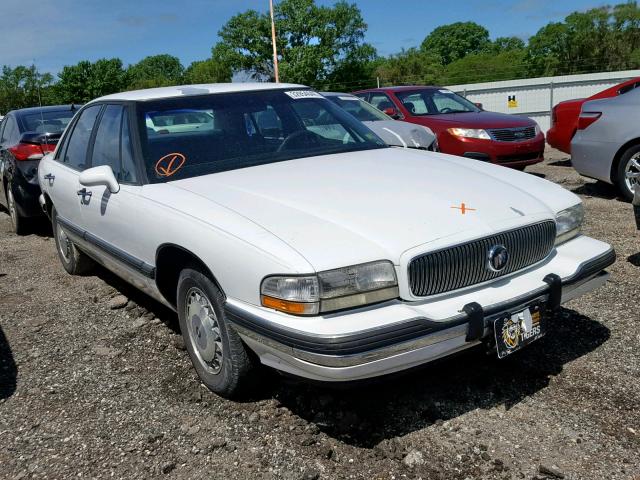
[
  {"x1": 284, "y1": 90, "x2": 323, "y2": 100},
  {"x1": 338, "y1": 95, "x2": 359, "y2": 101},
  {"x1": 439, "y1": 89, "x2": 455, "y2": 94}
]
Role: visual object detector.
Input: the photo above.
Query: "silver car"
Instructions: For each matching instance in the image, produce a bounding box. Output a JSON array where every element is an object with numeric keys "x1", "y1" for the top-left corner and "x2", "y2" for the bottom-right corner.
[
  {"x1": 571, "y1": 87, "x2": 640, "y2": 201},
  {"x1": 321, "y1": 92, "x2": 437, "y2": 151}
]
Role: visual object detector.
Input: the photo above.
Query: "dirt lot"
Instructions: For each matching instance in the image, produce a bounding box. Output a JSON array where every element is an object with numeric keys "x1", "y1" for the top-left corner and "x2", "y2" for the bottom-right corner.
[{"x1": 0, "y1": 148, "x2": 638, "y2": 480}]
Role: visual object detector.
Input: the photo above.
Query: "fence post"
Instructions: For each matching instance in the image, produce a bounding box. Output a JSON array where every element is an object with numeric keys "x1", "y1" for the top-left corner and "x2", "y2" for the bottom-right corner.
[
  {"x1": 549, "y1": 81, "x2": 554, "y2": 114},
  {"x1": 377, "y1": 77, "x2": 380, "y2": 88}
]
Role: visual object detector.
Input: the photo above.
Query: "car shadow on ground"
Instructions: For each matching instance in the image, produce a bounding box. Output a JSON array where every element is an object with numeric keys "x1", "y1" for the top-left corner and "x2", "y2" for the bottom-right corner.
[
  {"x1": 0, "y1": 325, "x2": 17, "y2": 400},
  {"x1": 272, "y1": 308, "x2": 610, "y2": 448},
  {"x1": 84, "y1": 267, "x2": 611, "y2": 449},
  {"x1": 571, "y1": 181, "x2": 620, "y2": 200},
  {"x1": 628, "y1": 252, "x2": 640, "y2": 267},
  {"x1": 548, "y1": 159, "x2": 572, "y2": 167}
]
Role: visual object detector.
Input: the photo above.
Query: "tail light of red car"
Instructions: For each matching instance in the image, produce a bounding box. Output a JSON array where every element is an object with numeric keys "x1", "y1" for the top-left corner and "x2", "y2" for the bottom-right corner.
[{"x1": 577, "y1": 111, "x2": 602, "y2": 130}]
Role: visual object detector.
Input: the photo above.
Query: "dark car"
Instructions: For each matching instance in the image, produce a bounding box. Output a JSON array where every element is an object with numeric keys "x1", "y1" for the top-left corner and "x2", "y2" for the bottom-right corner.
[
  {"x1": 354, "y1": 86, "x2": 545, "y2": 170},
  {"x1": 0, "y1": 105, "x2": 77, "y2": 233}
]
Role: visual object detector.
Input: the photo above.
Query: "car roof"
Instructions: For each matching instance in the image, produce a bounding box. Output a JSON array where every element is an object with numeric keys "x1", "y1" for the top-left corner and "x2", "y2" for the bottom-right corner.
[
  {"x1": 93, "y1": 83, "x2": 306, "y2": 103},
  {"x1": 355, "y1": 86, "x2": 441, "y2": 93},
  {"x1": 9, "y1": 105, "x2": 78, "y2": 117}
]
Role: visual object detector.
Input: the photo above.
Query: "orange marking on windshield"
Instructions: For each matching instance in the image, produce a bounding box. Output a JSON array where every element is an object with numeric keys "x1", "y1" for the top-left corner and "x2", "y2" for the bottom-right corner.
[{"x1": 155, "y1": 153, "x2": 186, "y2": 177}]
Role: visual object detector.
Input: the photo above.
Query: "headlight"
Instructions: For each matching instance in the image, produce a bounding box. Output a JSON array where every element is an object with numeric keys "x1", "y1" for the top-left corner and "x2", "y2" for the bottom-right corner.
[
  {"x1": 260, "y1": 261, "x2": 399, "y2": 315},
  {"x1": 447, "y1": 128, "x2": 491, "y2": 140},
  {"x1": 555, "y1": 204, "x2": 584, "y2": 245}
]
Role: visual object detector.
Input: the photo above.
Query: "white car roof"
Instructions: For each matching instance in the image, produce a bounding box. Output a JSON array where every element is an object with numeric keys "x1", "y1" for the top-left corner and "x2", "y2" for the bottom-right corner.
[{"x1": 93, "y1": 83, "x2": 306, "y2": 103}]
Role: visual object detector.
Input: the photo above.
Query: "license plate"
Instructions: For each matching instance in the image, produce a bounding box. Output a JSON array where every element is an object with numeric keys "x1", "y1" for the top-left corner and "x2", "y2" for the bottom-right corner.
[{"x1": 494, "y1": 304, "x2": 544, "y2": 359}]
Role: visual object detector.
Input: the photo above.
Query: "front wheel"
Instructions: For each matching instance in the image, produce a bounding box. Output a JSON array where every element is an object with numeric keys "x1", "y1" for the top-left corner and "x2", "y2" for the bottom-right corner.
[
  {"x1": 615, "y1": 145, "x2": 640, "y2": 201},
  {"x1": 52, "y1": 208, "x2": 94, "y2": 275},
  {"x1": 177, "y1": 267, "x2": 258, "y2": 398}
]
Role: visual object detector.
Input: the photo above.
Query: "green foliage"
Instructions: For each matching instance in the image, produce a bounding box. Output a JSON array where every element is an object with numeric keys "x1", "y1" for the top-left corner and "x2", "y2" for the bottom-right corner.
[
  {"x1": 491, "y1": 36, "x2": 526, "y2": 53},
  {"x1": 0, "y1": 65, "x2": 54, "y2": 114},
  {"x1": 443, "y1": 50, "x2": 528, "y2": 85},
  {"x1": 54, "y1": 58, "x2": 128, "y2": 104},
  {"x1": 212, "y1": 0, "x2": 377, "y2": 87},
  {"x1": 184, "y1": 59, "x2": 232, "y2": 84},
  {"x1": 526, "y1": 2, "x2": 640, "y2": 76},
  {"x1": 127, "y1": 54, "x2": 185, "y2": 90},
  {"x1": 421, "y1": 22, "x2": 491, "y2": 65},
  {"x1": 375, "y1": 48, "x2": 442, "y2": 86}
]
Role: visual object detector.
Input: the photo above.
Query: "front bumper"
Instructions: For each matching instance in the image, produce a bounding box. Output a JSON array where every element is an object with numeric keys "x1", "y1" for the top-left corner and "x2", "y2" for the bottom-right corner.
[
  {"x1": 439, "y1": 133, "x2": 545, "y2": 168},
  {"x1": 226, "y1": 238, "x2": 614, "y2": 382}
]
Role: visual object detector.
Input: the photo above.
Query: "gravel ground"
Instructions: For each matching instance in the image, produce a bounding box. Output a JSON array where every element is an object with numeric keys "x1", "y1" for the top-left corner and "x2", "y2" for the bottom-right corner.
[{"x1": 0, "y1": 148, "x2": 638, "y2": 480}]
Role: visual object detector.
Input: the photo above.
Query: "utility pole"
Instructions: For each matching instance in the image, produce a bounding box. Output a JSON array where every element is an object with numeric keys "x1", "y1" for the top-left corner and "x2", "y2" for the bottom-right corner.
[{"x1": 270, "y1": 0, "x2": 280, "y2": 83}]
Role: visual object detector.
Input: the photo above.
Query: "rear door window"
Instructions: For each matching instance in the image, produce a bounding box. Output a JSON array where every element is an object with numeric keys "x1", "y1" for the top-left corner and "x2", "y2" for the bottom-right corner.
[
  {"x1": 1, "y1": 116, "x2": 20, "y2": 145},
  {"x1": 63, "y1": 105, "x2": 101, "y2": 171}
]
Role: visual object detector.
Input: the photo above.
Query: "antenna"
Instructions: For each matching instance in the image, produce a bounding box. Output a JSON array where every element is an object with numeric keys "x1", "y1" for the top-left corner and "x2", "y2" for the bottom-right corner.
[
  {"x1": 269, "y1": 0, "x2": 280, "y2": 83},
  {"x1": 33, "y1": 59, "x2": 48, "y2": 148}
]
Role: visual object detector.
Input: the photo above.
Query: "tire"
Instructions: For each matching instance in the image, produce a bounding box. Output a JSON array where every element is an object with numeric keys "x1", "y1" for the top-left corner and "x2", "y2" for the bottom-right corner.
[
  {"x1": 6, "y1": 187, "x2": 27, "y2": 235},
  {"x1": 177, "y1": 267, "x2": 257, "y2": 398},
  {"x1": 52, "y1": 207, "x2": 94, "y2": 275},
  {"x1": 615, "y1": 145, "x2": 640, "y2": 201}
]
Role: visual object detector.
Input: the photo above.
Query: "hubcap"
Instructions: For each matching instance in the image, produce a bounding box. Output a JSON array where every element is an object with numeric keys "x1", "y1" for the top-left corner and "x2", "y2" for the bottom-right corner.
[
  {"x1": 56, "y1": 222, "x2": 72, "y2": 262},
  {"x1": 625, "y1": 154, "x2": 640, "y2": 194},
  {"x1": 7, "y1": 189, "x2": 16, "y2": 228},
  {"x1": 185, "y1": 287, "x2": 223, "y2": 375}
]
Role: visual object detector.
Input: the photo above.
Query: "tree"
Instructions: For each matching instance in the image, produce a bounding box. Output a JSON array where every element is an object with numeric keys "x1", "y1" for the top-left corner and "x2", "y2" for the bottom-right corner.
[
  {"x1": 212, "y1": 0, "x2": 377, "y2": 87},
  {"x1": 184, "y1": 58, "x2": 232, "y2": 84},
  {"x1": 375, "y1": 48, "x2": 442, "y2": 86},
  {"x1": 128, "y1": 54, "x2": 185, "y2": 89},
  {"x1": 491, "y1": 36, "x2": 526, "y2": 53},
  {"x1": 421, "y1": 22, "x2": 490, "y2": 65},
  {"x1": 54, "y1": 58, "x2": 128, "y2": 104},
  {"x1": 0, "y1": 65, "x2": 54, "y2": 114},
  {"x1": 443, "y1": 50, "x2": 528, "y2": 85},
  {"x1": 526, "y1": 3, "x2": 640, "y2": 76}
]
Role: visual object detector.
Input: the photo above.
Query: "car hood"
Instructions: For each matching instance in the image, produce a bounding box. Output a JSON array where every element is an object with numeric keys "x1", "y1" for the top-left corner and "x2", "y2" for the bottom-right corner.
[
  {"x1": 420, "y1": 111, "x2": 535, "y2": 129},
  {"x1": 363, "y1": 120, "x2": 435, "y2": 148},
  {"x1": 167, "y1": 148, "x2": 573, "y2": 271}
]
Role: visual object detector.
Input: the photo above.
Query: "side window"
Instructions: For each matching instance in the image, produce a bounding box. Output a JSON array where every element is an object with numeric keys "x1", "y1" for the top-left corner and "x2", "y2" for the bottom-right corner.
[
  {"x1": 401, "y1": 94, "x2": 429, "y2": 114},
  {"x1": 91, "y1": 105, "x2": 123, "y2": 172},
  {"x1": 1, "y1": 116, "x2": 19, "y2": 145},
  {"x1": 64, "y1": 105, "x2": 101, "y2": 170},
  {"x1": 368, "y1": 93, "x2": 395, "y2": 111},
  {"x1": 120, "y1": 112, "x2": 137, "y2": 183}
]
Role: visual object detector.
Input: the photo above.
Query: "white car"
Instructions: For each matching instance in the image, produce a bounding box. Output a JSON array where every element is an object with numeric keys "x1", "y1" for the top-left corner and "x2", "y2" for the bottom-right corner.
[
  {"x1": 38, "y1": 83, "x2": 615, "y2": 397},
  {"x1": 320, "y1": 92, "x2": 437, "y2": 150}
]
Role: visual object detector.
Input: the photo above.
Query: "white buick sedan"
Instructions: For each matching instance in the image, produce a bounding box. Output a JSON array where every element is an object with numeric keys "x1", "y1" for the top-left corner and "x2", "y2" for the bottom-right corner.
[{"x1": 38, "y1": 84, "x2": 615, "y2": 397}]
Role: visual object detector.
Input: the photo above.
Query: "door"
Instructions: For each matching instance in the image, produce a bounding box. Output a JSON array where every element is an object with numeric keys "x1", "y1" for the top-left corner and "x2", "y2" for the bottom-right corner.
[
  {"x1": 0, "y1": 115, "x2": 20, "y2": 208},
  {"x1": 41, "y1": 104, "x2": 102, "y2": 229},
  {"x1": 78, "y1": 104, "x2": 148, "y2": 274}
]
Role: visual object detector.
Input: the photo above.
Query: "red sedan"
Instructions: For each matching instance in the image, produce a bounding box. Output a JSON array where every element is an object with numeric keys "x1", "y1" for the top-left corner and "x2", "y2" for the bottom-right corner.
[
  {"x1": 547, "y1": 77, "x2": 640, "y2": 154},
  {"x1": 354, "y1": 86, "x2": 545, "y2": 170}
]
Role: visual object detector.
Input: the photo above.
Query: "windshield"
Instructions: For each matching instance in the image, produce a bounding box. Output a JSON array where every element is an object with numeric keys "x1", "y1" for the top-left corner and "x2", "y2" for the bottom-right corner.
[
  {"x1": 137, "y1": 89, "x2": 386, "y2": 183},
  {"x1": 395, "y1": 89, "x2": 480, "y2": 116},
  {"x1": 22, "y1": 110, "x2": 76, "y2": 134},
  {"x1": 325, "y1": 95, "x2": 390, "y2": 122}
]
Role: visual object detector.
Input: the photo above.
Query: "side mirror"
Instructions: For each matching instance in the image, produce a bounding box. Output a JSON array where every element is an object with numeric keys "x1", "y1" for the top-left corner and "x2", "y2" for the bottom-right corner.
[
  {"x1": 79, "y1": 165, "x2": 120, "y2": 193},
  {"x1": 383, "y1": 107, "x2": 401, "y2": 119},
  {"x1": 474, "y1": 102, "x2": 483, "y2": 110}
]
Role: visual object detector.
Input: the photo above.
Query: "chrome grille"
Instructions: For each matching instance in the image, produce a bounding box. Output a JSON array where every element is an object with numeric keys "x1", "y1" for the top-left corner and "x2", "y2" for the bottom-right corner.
[
  {"x1": 488, "y1": 126, "x2": 537, "y2": 142},
  {"x1": 408, "y1": 221, "x2": 556, "y2": 297}
]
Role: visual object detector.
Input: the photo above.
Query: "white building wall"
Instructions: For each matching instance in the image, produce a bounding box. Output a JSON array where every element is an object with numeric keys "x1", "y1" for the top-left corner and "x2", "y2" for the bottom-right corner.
[{"x1": 446, "y1": 70, "x2": 640, "y2": 132}]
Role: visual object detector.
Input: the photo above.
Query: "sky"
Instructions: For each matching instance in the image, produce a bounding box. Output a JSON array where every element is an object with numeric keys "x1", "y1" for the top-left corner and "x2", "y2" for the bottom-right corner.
[{"x1": 1, "y1": 0, "x2": 606, "y2": 76}]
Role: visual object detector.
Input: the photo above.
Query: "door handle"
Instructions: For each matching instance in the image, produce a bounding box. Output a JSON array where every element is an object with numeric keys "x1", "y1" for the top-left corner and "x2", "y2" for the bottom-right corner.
[
  {"x1": 44, "y1": 173, "x2": 55, "y2": 180},
  {"x1": 77, "y1": 188, "x2": 92, "y2": 203}
]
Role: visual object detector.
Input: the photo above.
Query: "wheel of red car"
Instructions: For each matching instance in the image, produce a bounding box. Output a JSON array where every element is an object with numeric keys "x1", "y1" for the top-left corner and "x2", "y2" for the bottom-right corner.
[
  {"x1": 177, "y1": 267, "x2": 257, "y2": 398},
  {"x1": 615, "y1": 145, "x2": 640, "y2": 201},
  {"x1": 52, "y1": 207, "x2": 94, "y2": 275}
]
